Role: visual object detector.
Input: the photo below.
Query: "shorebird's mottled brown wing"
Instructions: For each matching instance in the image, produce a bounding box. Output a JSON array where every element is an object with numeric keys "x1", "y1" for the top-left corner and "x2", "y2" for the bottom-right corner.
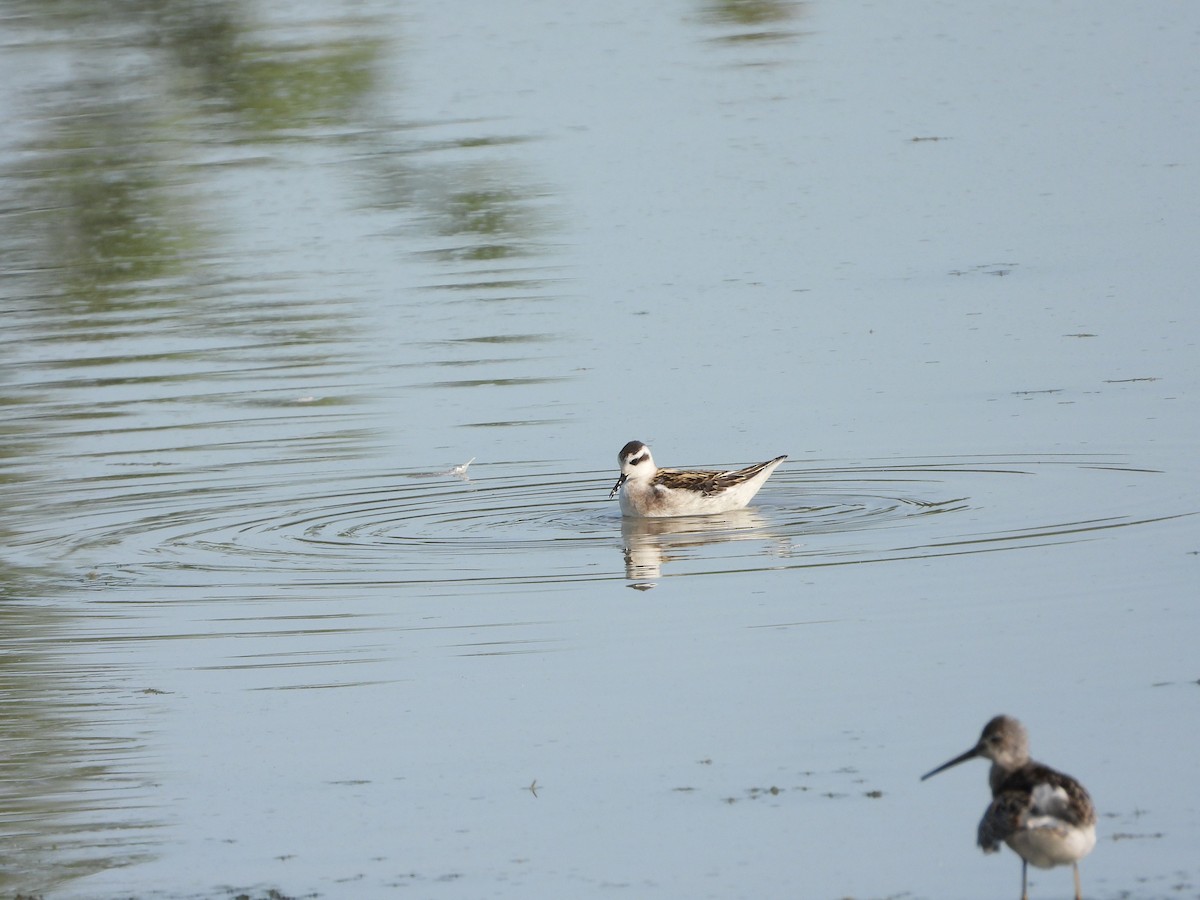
[
  {"x1": 1008, "y1": 763, "x2": 1096, "y2": 827},
  {"x1": 977, "y1": 791, "x2": 1026, "y2": 853},
  {"x1": 653, "y1": 456, "x2": 786, "y2": 496},
  {"x1": 652, "y1": 468, "x2": 726, "y2": 495},
  {"x1": 978, "y1": 762, "x2": 1096, "y2": 852}
]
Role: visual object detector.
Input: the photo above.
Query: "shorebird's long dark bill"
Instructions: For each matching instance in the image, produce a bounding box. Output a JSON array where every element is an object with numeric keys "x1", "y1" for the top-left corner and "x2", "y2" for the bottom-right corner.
[
  {"x1": 920, "y1": 746, "x2": 980, "y2": 781},
  {"x1": 609, "y1": 474, "x2": 627, "y2": 499}
]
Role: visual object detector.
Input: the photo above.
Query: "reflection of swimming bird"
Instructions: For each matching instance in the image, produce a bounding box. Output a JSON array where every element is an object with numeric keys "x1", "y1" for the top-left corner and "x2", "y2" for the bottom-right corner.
[
  {"x1": 608, "y1": 441, "x2": 786, "y2": 518},
  {"x1": 620, "y1": 507, "x2": 769, "y2": 583},
  {"x1": 921, "y1": 715, "x2": 1097, "y2": 900}
]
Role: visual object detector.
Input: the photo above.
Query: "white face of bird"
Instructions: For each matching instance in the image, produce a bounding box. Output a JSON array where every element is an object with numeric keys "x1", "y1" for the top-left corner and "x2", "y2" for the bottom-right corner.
[
  {"x1": 609, "y1": 441, "x2": 655, "y2": 498},
  {"x1": 619, "y1": 441, "x2": 653, "y2": 476}
]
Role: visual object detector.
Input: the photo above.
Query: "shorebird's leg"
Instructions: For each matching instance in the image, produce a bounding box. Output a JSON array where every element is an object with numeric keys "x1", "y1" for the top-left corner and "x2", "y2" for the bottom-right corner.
[
  {"x1": 1074, "y1": 862, "x2": 1083, "y2": 900},
  {"x1": 1020, "y1": 858, "x2": 1029, "y2": 900}
]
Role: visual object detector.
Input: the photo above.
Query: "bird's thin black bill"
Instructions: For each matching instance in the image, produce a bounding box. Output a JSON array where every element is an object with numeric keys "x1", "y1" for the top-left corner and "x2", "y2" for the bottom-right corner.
[{"x1": 920, "y1": 746, "x2": 979, "y2": 781}]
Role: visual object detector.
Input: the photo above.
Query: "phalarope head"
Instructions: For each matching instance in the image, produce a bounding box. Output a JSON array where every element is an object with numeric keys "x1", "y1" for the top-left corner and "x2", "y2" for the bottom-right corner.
[{"x1": 609, "y1": 440, "x2": 654, "y2": 499}]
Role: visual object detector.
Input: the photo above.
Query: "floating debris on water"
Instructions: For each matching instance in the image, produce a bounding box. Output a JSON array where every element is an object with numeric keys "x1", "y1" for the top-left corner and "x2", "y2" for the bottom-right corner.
[{"x1": 406, "y1": 457, "x2": 475, "y2": 480}]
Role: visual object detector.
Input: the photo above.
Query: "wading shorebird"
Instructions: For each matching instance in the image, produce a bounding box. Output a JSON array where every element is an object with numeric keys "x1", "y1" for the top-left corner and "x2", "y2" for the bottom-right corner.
[
  {"x1": 608, "y1": 440, "x2": 786, "y2": 518},
  {"x1": 921, "y1": 715, "x2": 1097, "y2": 900}
]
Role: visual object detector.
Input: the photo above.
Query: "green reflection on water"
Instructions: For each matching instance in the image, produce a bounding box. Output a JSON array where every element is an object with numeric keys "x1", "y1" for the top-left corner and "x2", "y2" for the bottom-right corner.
[
  {"x1": 699, "y1": 0, "x2": 808, "y2": 43},
  {"x1": 2, "y1": 0, "x2": 386, "y2": 306},
  {"x1": 703, "y1": 0, "x2": 804, "y2": 27},
  {"x1": 164, "y1": 3, "x2": 383, "y2": 134},
  {"x1": 0, "y1": 0, "x2": 572, "y2": 885},
  {"x1": 0, "y1": 2, "x2": 395, "y2": 893},
  {"x1": 0, "y1": 568, "x2": 158, "y2": 893},
  {"x1": 13, "y1": 103, "x2": 197, "y2": 303},
  {"x1": 435, "y1": 184, "x2": 547, "y2": 261}
]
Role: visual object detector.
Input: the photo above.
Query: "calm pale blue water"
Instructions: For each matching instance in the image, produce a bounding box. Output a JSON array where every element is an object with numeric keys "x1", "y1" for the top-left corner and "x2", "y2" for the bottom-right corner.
[{"x1": 2, "y1": 1, "x2": 1198, "y2": 898}]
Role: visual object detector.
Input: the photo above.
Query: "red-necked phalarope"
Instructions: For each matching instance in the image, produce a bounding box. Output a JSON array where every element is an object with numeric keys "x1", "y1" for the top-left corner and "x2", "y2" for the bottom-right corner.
[
  {"x1": 608, "y1": 440, "x2": 786, "y2": 518},
  {"x1": 921, "y1": 715, "x2": 1097, "y2": 900}
]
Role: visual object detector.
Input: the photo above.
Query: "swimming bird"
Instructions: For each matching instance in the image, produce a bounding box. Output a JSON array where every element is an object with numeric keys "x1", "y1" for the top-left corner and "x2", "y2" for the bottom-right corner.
[
  {"x1": 921, "y1": 715, "x2": 1097, "y2": 900},
  {"x1": 608, "y1": 440, "x2": 786, "y2": 518}
]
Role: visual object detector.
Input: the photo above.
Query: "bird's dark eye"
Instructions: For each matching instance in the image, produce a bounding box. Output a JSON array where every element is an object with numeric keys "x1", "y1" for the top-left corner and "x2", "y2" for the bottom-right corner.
[{"x1": 630, "y1": 454, "x2": 647, "y2": 465}]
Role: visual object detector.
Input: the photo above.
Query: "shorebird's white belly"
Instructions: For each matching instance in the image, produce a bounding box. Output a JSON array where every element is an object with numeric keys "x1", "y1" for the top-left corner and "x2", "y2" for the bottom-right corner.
[
  {"x1": 1008, "y1": 821, "x2": 1096, "y2": 869},
  {"x1": 620, "y1": 479, "x2": 765, "y2": 517}
]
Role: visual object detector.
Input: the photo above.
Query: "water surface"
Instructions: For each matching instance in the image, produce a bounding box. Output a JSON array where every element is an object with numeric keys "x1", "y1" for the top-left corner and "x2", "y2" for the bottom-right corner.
[{"x1": 2, "y1": 1, "x2": 1198, "y2": 898}]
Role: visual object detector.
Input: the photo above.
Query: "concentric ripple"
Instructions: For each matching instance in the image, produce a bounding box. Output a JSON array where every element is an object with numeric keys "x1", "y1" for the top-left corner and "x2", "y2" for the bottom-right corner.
[{"x1": 39, "y1": 454, "x2": 1190, "y2": 591}]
